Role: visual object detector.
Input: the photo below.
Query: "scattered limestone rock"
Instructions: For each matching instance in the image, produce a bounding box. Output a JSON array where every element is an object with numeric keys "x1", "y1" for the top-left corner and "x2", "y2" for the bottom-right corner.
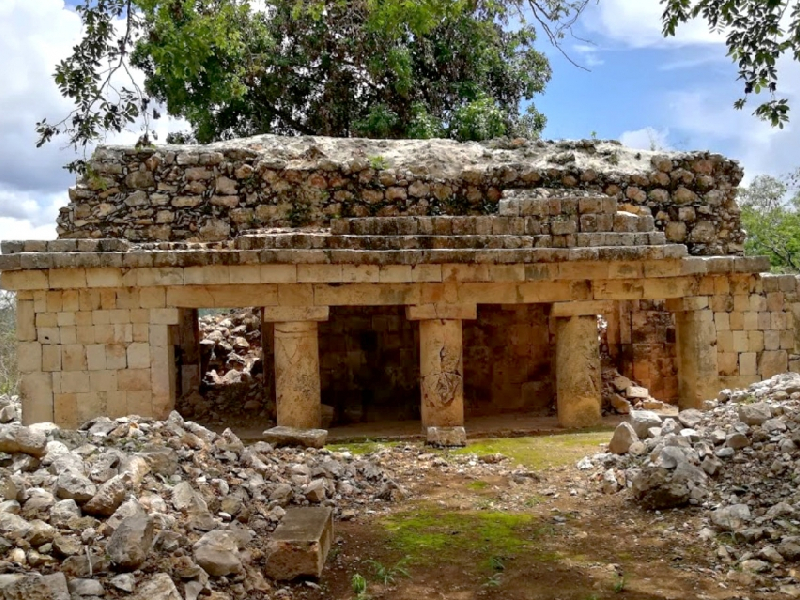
[
  {"x1": 629, "y1": 410, "x2": 663, "y2": 438},
  {"x1": 737, "y1": 402, "x2": 772, "y2": 426},
  {"x1": 107, "y1": 515, "x2": 154, "y2": 570},
  {"x1": 193, "y1": 530, "x2": 246, "y2": 577},
  {"x1": 608, "y1": 423, "x2": 638, "y2": 455}
]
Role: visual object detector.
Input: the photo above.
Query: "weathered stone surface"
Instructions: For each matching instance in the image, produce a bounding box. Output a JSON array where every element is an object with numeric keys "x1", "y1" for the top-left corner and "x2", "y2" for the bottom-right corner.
[
  {"x1": 631, "y1": 462, "x2": 707, "y2": 510},
  {"x1": 630, "y1": 410, "x2": 663, "y2": 439},
  {"x1": 264, "y1": 507, "x2": 334, "y2": 580},
  {"x1": 273, "y1": 321, "x2": 322, "y2": 429},
  {"x1": 738, "y1": 402, "x2": 772, "y2": 426},
  {"x1": 193, "y1": 530, "x2": 246, "y2": 577},
  {"x1": 555, "y1": 315, "x2": 601, "y2": 428},
  {"x1": 83, "y1": 474, "x2": 129, "y2": 516},
  {"x1": 107, "y1": 515, "x2": 154, "y2": 570},
  {"x1": 55, "y1": 136, "x2": 747, "y2": 256},
  {"x1": 419, "y1": 319, "x2": 465, "y2": 429},
  {"x1": 608, "y1": 422, "x2": 639, "y2": 455},
  {"x1": 0, "y1": 573, "x2": 67, "y2": 600},
  {"x1": 262, "y1": 426, "x2": 327, "y2": 449},
  {"x1": 130, "y1": 574, "x2": 181, "y2": 600},
  {"x1": 711, "y1": 504, "x2": 751, "y2": 531},
  {"x1": 55, "y1": 472, "x2": 96, "y2": 502},
  {"x1": 426, "y1": 426, "x2": 467, "y2": 447},
  {"x1": 0, "y1": 424, "x2": 46, "y2": 457}
]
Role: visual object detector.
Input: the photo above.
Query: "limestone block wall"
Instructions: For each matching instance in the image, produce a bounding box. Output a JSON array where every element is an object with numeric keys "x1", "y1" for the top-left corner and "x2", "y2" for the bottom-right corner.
[
  {"x1": 608, "y1": 274, "x2": 800, "y2": 402},
  {"x1": 58, "y1": 136, "x2": 745, "y2": 255},
  {"x1": 14, "y1": 285, "x2": 179, "y2": 428}
]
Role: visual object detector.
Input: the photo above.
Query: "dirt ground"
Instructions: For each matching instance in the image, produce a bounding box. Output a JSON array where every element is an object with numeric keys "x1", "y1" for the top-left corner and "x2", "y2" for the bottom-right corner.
[{"x1": 277, "y1": 431, "x2": 795, "y2": 600}]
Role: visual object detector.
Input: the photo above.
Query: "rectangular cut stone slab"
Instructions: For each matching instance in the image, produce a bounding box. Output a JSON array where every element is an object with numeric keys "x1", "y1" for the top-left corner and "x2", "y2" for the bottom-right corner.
[
  {"x1": 426, "y1": 426, "x2": 466, "y2": 447},
  {"x1": 262, "y1": 426, "x2": 327, "y2": 449},
  {"x1": 264, "y1": 507, "x2": 334, "y2": 580}
]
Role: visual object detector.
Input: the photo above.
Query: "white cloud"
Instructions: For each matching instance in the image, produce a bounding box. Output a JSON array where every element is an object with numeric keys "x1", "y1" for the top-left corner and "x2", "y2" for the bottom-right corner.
[
  {"x1": 619, "y1": 127, "x2": 672, "y2": 152},
  {"x1": 583, "y1": 0, "x2": 725, "y2": 48},
  {"x1": 0, "y1": 189, "x2": 61, "y2": 241}
]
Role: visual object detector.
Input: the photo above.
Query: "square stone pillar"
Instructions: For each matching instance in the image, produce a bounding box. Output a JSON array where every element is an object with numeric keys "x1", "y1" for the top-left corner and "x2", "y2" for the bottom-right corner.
[
  {"x1": 263, "y1": 307, "x2": 329, "y2": 429},
  {"x1": 672, "y1": 305, "x2": 719, "y2": 409},
  {"x1": 553, "y1": 302, "x2": 606, "y2": 429},
  {"x1": 406, "y1": 305, "x2": 477, "y2": 432}
]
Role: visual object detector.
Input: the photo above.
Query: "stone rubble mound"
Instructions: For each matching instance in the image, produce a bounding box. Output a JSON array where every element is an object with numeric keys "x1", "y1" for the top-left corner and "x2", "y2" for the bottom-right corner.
[
  {"x1": 583, "y1": 372, "x2": 800, "y2": 575},
  {"x1": 179, "y1": 309, "x2": 273, "y2": 426},
  {"x1": 601, "y1": 370, "x2": 665, "y2": 415},
  {"x1": 0, "y1": 394, "x2": 405, "y2": 599}
]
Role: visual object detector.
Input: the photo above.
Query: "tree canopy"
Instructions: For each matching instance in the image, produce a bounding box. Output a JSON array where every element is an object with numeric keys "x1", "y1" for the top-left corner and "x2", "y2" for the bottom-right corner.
[
  {"x1": 37, "y1": 0, "x2": 594, "y2": 172},
  {"x1": 661, "y1": 0, "x2": 800, "y2": 128},
  {"x1": 738, "y1": 170, "x2": 800, "y2": 272}
]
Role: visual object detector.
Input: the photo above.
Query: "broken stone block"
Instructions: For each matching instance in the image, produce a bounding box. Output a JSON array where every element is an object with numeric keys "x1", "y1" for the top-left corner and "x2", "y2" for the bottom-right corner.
[
  {"x1": 426, "y1": 426, "x2": 467, "y2": 447},
  {"x1": 610, "y1": 394, "x2": 631, "y2": 414},
  {"x1": 625, "y1": 385, "x2": 649, "y2": 399},
  {"x1": 262, "y1": 426, "x2": 327, "y2": 449},
  {"x1": 612, "y1": 375, "x2": 632, "y2": 393},
  {"x1": 107, "y1": 515, "x2": 154, "y2": 570},
  {"x1": 608, "y1": 422, "x2": 638, "y2": 455},
  {"x1": 264, "y1": 507, "x2": 334, "y2": 580}
]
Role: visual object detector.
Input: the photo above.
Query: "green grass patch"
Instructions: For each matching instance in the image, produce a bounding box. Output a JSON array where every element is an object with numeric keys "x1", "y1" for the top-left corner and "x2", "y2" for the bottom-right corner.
[
  {"x1": 327, "y1": 440, "x2": 403, "y2": 455},
  {"x1": 452, "y1": 432, "x2": 612, "y2": 470},
  {"x1": 466, "y1": 480, "x2": 490, "y2": 491},
  {"x1": 381, "y1": 505, "x2": 544, "y2": 571}
]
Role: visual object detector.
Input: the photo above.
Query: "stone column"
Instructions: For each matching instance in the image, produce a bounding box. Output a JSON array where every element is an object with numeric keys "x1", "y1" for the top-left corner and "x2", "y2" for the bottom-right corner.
[
  {"x1": 552, "y1": 302, "x2": 606, "y2": 429},
  {"x1": 673, "y1": 306, "x2": 719, "y2": 410},
  {"x1": 407, "y1": 305, "x2": 476, "y2": 445},
  {"x1": 263, "y1": 307, "x2": 329, "y2": 429},
  {"x1": 418, "y1": 319, "x2": 464, "y2": 428}
]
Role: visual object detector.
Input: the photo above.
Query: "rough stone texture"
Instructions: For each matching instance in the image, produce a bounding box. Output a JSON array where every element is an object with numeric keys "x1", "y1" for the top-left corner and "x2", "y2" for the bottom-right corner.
[
  {"x1": 273, "y1": 322, "x2": 322, "y2": 429},
  {"x1": 426, "y1": 426, "x2": 467, "y2": 447},
  {"x1": 264, "y1": 506, "x2": 334, "y2": 580},
  {"x1": 130, "y1": 574, "x2": 182, "y2": 600},
  {"x1": 555, "y1": 315, "x2": 601, "y2": 428},
  {"x1": 106, "y1": 515, "x2": 154, "y2": 570},
  {"x1": 419, "y1": 319, "x2": 465, "y2": 428},
  {"x1": 56, "y1": 136, "x2": 745, "y2": 256},
  {"x1": 675, "y1": 309, "x2": 720, "y2": 409},
  {"x1": 193, "y1": 530, "x2": 247, "y2": 577},
  {"x1": 629, "y1": 410, "x2": 663, "y2": 438},
  {"x1": 0, "y1": 425, "x2": 46, "y2": 457},
  {"x1": 608, "y1": 422, "x2": 639, "y2": 454}
]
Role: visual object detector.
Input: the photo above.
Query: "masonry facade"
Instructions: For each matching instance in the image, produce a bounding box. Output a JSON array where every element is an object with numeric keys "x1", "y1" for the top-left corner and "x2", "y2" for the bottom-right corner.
[{"x1": 1, "y1": 136, "x2": 798, "y2": 440}]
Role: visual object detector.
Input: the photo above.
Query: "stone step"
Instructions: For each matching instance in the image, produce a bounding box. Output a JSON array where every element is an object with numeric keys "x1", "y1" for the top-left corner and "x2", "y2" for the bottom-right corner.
[
  {"x1": 498, "y1": 193, "x2": 618, "y2": 218},
  {"x1": 264, "y1": 507, "x2": 334, "y2": 580},
  {"x1": 328, "y1": 212, "x2": 653, "y2": 237},
  {"x1": 234, "y1": 231, "x2": 666, "y2": 251}
]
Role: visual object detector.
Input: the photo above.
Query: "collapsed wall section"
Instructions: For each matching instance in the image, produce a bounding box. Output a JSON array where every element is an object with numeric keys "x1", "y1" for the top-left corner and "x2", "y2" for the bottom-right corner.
[{"x1": 59, "y1": 135, "x2": 744, "y2": 255}]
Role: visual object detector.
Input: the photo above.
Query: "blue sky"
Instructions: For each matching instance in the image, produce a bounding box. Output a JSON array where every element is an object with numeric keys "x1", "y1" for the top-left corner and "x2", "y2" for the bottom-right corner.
[{"x1": 0, "y1": 0, "x2": 799, "y2": 241}]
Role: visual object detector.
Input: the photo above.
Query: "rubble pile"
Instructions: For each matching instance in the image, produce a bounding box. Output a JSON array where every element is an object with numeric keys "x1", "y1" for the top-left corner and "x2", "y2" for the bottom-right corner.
[
  {"x1": 0, "y1": 394, "x2": 405, "y2": 599},
  {"x1": 180, "y1": 309, "x2": 272, "y2": 425},
  {"x1": 601, "y1": 369, "x2": 664, "y2": 415},
  {"x1": 584, "y1": 372, "x2": 800, "y2": 576}
]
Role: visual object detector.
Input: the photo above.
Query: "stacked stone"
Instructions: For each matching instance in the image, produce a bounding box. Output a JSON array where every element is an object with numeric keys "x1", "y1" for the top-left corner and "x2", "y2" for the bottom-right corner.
[
  {"x1": 55, "y1": 135, "x2": 745, "y2": 255},
  {"x1": 11, "y1": 286, "x2": 181, "y2": 427},
  {"x1": 712, "y1": 274, "x2": 800, "y2": 386}
]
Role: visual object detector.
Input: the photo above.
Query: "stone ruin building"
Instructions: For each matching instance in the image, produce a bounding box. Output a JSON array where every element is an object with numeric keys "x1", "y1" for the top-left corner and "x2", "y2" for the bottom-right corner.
[{"x1": 1, "y1": 135, "x2": 798, "y2": 444}]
